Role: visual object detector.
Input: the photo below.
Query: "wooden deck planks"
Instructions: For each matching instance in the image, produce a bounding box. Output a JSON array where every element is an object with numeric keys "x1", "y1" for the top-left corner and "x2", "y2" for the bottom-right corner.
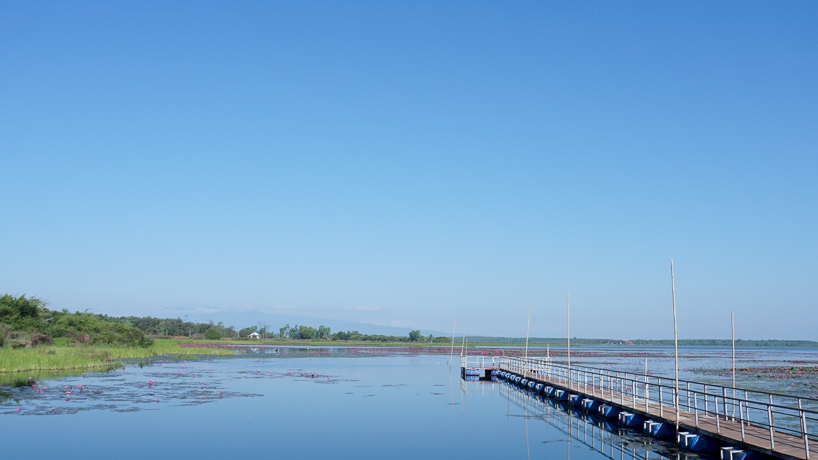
[{"x1": 502, "y1": 366, "x2": 811, "y2": 460}]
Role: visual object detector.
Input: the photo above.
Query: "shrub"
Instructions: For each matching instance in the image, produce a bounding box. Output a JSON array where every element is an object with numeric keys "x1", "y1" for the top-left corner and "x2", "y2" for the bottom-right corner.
[
  {"x1": 30, "y1": 333, "x2": 53, "y2": 347},
  {"x1": 67, "y1": 332, "x2": 92, "y2": 345},
  {"x1": 93, "y1": 323, "x2": 153, "y2": 348}
]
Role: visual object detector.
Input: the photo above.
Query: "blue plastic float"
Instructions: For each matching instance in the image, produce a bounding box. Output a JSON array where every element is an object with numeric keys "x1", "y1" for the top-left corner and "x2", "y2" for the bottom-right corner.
[
  {"x1": 678, "y1": 431, "x2": 718, "y2": 453},
  {"x1": 598, "y1": 404, "x2": 620, "y2": 419},
  {"x1": 720, "y1": 447, "x2": 762, "y2": 460},
  {"x1": 581, "y1": 398, "x2": 600, "y2": 412},
  {"x1": 618, "y1": 411, "x2": 644, "y2": 428},
  {"x1": 643, "y1": 420, "x2": 675, "y2": 439}
]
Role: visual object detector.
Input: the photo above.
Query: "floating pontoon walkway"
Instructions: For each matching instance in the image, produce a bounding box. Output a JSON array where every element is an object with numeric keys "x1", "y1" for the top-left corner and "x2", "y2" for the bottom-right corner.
[{"x1": 462, "y1": 356, "x2": 817, "y2": 460}]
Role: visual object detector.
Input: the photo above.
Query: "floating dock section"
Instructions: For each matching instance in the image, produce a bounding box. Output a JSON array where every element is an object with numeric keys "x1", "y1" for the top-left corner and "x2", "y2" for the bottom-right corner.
[
  {"x1": 460, "y1": 356, "x2": 498, "y2": 381},
  {"x1": 462, "y1": 356, "x2": 817, "y2": 460}
]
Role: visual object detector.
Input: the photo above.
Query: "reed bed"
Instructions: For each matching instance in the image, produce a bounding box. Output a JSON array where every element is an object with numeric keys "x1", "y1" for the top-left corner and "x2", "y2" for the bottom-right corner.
[{"x1": 0, "y1": 339, "x2": 234, "y2": 374}]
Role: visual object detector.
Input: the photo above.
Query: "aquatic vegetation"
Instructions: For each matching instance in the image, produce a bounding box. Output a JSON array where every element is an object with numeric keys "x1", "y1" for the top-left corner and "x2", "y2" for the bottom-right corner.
[
  {"x1": 0, "y1": 358, "x2": 267, "y2": 415},
  {"x1": 0, "y1": 339, "x2": 234, "y2": 374}
]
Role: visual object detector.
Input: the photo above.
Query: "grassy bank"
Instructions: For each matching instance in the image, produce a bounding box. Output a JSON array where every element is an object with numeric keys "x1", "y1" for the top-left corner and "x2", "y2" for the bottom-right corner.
[{"x1": 0, "y1": 339, "x2": 234, "y2": 374}]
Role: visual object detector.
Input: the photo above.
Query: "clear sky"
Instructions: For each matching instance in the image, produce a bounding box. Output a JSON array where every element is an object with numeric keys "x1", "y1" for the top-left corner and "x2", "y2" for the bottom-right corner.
[{"x1": 1, "y1": 1, "x2": 816, "y2": 339}]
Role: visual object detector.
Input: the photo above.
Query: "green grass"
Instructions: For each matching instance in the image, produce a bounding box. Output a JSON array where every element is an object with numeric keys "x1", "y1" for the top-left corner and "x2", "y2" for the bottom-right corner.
[{"x1": 0, "y1": 339, "x2": 234, "y2": 374}]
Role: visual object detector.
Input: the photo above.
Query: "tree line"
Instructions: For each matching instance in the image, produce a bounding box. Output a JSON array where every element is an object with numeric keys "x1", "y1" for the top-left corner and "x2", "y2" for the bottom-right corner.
[
  {"x1": 1, "y1": 295, "x2": 443, "y2": 345},
  {"x1": 1, "y1": 294, "x2": 152, "y2": 348},
  {"x1": 86, "y1": 310, "x2": 446, "y2": 343}
]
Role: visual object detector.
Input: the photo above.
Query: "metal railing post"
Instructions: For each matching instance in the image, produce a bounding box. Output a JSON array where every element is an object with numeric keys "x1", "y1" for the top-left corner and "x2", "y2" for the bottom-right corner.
[
  {"x1": 645, "y1": 375, "x2": 649, "y2": 413},
  {"x1": 694, "y1": 392, "x2": 699, "y2": 427},
  {"x1": 739, "y1": 400, "x2": 745, "y2": 442},
  {"x1": 716, "y1": 404, "x2": 721, "y2": 434},
  {"x1": 768, "y1": 394, "x2": 775, "y2": 450},
  {"x1": 659, "y1": 382, "x2": 664, "y2": 418},
  {"x1": 800, "y1": 398, "x2": 810, "y2": 459},
  {"x1": 722, "y1": 387, "x2": 728, "y2": 419},
  {"x1": 704, "y1": 385, "x2": 709, "y2": 415}
]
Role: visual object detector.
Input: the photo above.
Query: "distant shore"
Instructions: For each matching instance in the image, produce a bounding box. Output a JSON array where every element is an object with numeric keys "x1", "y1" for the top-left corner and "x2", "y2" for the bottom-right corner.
[
  {"x1": 178, "y1": 338, "x2": 818, "y2": 348},
  {"x1": 2, "y1": 337, "x2": 816, "y2": 379}
]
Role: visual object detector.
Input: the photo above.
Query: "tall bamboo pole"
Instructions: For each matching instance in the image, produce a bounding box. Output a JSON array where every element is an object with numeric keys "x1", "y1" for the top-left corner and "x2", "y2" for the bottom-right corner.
[
  {"x1": 732, "y1": 311, "x2": 736, "y2": 417},
  {"x1": 567, "y1": 293, "x2": 571, "y2": 371},
  {"x1": 671, "y1": 259, "x2": 680, "y2": 430},
  {"x1": 449, "y1": 321, "x2": 456, "y2": 366},
  {"x1": 460, "y1": 329, "x2": 466, "y2": 358},
  {"x1": 524, "y1": 307, "x2": 531, "y2": 362}
]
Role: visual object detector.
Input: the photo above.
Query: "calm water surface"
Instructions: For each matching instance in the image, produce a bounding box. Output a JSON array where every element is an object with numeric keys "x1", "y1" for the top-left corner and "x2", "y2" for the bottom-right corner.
[{"x1": 3, "y1": 347, "x2": 815, "y2": 459}]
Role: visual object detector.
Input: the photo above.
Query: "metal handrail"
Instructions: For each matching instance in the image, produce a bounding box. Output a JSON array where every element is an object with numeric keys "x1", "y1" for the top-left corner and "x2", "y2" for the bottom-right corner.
[
  {"x1": 460, "y1": 356, "x2": 501, "y2": 369},
  {"x1": 509, "y1": 356, "x2": 817, "y2": 402},
  {"x1": 496, "y1": 356, "x2": 815, "y2": 458}
]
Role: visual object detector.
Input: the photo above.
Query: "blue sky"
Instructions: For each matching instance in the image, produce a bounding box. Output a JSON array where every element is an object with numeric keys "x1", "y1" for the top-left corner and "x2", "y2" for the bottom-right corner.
[{"x1": 1, "y1": 1, "x2": 816, "y2": 339}]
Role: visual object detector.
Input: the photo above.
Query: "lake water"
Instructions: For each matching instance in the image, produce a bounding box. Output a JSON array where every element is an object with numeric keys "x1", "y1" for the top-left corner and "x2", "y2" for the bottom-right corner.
[{"x1": 2, "y1": 346, "x2": 816, "y2": 459}]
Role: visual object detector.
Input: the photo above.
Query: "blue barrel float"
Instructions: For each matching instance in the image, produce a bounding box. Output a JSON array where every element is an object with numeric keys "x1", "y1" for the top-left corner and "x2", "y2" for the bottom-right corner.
[
  {"x1": 598, "y1": 404, "x2": 620, "y2": 419},
  {"x1": 678, "y1": 431, "x2": 718, "y2": 453},
  {"x1": 643, "y1": 420, "x2": 675, "y2": 439},
  {"x1": 617, "y1": 411, "x2": 644, "y2": 428},
  {"x1": 581, "y1": 398, "x2": 600, "y2": 412},
  {"x1": 720, "y1": 447, "x2": 763, "y2": 460}
]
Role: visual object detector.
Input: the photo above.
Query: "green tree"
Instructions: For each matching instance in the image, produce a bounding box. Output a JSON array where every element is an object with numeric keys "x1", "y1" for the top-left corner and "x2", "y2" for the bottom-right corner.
[
  {"x1": 297, "y1": 325, "x2": 316, "y2": 340},
  {"x1": 239, "y1": 326, "x2": 257, "y2": 338},
  {"x1": 317, "y1": 325, "x2": 331, "y2": 339},
  {"x1": 0, "y1": 294, "x2": 47, "y2": 330},
  {"x1": 409, "y1": 330, "x2": 421, "y2": 342},
  {"x1": 204, "y1": 327, "x2": 222, "y2": 340},
  {"x1": 279, "y1": 324, "x2": 291, "y2": 338}
]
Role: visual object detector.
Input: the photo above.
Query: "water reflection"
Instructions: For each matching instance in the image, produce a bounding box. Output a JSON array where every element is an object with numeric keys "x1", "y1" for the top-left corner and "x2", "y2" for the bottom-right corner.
[
  {"x1": 2, "y1": 350, "x2": 804, "y2": 460},
  {"x1": 496, "y1": 381, "x2": 711, "y2": 460}
]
